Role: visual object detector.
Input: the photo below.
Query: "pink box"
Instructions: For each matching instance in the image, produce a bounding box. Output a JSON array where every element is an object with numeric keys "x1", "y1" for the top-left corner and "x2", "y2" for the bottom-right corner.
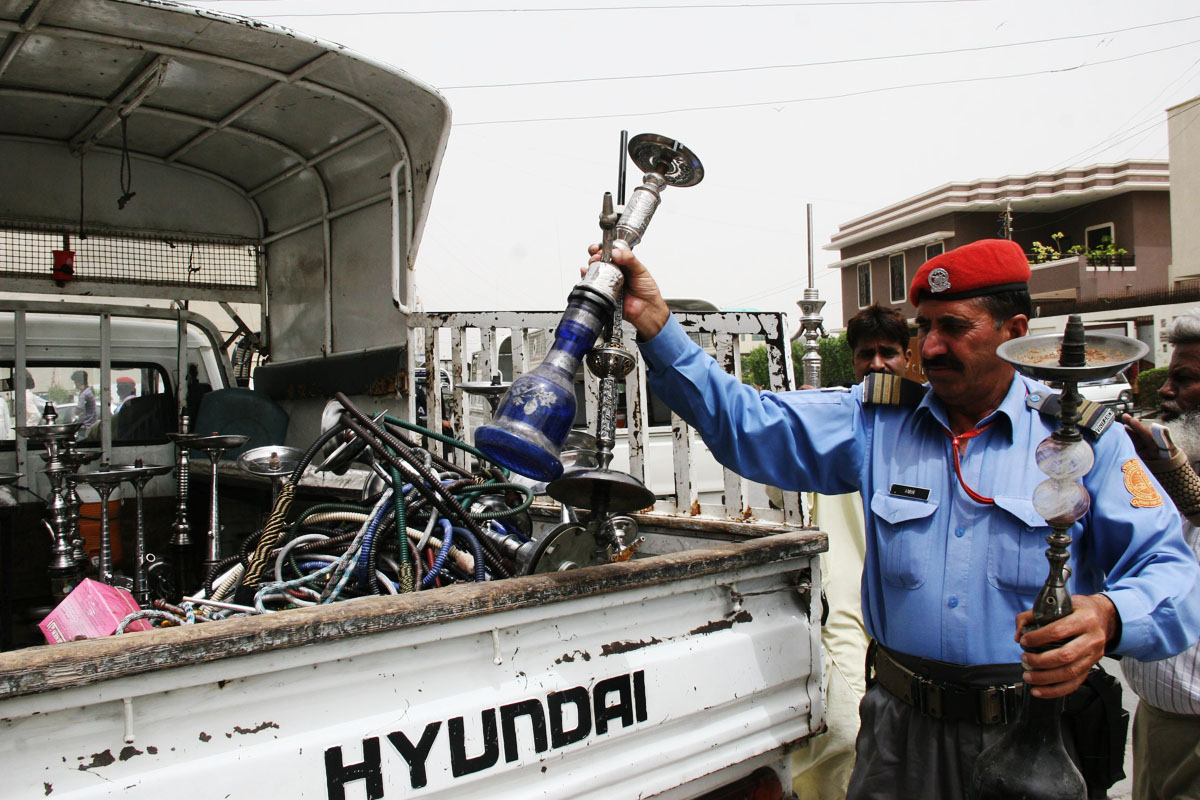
[{"x1": 39, "y1": 578, "x2": 152, "y2": 643}]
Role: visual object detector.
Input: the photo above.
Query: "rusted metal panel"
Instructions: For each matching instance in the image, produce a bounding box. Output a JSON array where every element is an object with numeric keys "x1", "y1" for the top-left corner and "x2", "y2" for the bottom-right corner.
[
  {"x1": 450, "y1": 327, "x2": 467, "y2": 468},
  {"x1": 625, "y1": 325, "x2": 648, "y2": 486},
  {"x1": 671, "y1": 410, "x2": 694, "y2": 515},
  {"x1": 714, "y1": 331, "x2": 746, "y2": 519},
  {"x1": 510, "y1": 328, "x2": 528, "y2": 380}
]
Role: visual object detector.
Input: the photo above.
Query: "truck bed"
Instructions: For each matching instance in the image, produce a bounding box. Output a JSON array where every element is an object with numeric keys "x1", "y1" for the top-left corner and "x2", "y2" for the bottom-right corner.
[{"x1": 0, "y1": 528, "x2": 825, "y2": 799}]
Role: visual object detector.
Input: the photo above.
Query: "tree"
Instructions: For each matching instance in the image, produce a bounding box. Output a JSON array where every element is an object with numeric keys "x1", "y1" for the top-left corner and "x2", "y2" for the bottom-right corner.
[
  {"x1": 1136, "y1": 367, "x2": 1167, "y2": 409},
  {"x1": 742, "y1": 334, "x2": 855, "y2": 390},
  {"x1": 740, "y1": 345, "x2": 769, "y2": 389}
]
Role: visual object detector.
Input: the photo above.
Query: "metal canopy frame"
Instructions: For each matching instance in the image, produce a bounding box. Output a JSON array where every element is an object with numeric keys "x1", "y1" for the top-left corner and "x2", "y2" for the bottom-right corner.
[{"x1": 0, "y1": 0, "x2": 452, "y2": 342}]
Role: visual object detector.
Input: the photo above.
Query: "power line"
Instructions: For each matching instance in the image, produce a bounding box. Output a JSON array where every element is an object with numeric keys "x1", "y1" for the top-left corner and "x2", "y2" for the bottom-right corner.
[
  {"x1": 452, "y1": 37, "x2": 1200, "y2": 126},
  {"x1": 1046, "y1": 56, "x2": 1200, "y2": 170},
  {"x1": 441, "y1": 15, "x2": 1200, "y2": 89},
  {"x1": 256, "y1": 0, "x2": 991, "y2": 19}
]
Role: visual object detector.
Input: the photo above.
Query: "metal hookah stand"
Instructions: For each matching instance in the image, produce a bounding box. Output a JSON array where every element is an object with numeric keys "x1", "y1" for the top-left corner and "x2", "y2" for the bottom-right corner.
[
  {"x1": 970, "y1": 315, "x2": 1148, "y2": 800},
  {"x1": 541, "y1": 134, "x2": 704, "y2": 569},
  {"x1": 166, "y1": 414, "x2": 196, "y2": 594},
  {"x1": 111, "y1": 461, "x2": 174, "y2": 604},
  {"x1": 14, "y1": 403, "x2": 85, "y2": 598},
  {"x1": 177, "y1": 433, "x2": 249, "y2": 577},
  {"x1": 67, "y1": 465, "x2": 128, "y2": 587}
]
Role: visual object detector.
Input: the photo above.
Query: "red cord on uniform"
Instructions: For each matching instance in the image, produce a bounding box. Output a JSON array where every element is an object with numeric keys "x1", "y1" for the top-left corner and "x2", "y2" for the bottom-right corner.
[{"x1": 943, "y1": 423, "x2": 995, "y2": 505}]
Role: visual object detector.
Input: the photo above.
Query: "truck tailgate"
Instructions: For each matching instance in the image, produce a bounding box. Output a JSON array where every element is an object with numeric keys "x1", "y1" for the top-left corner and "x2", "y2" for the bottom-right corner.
[{"x1": 0, "y1": 531, "x2": 825, "y2": 799}]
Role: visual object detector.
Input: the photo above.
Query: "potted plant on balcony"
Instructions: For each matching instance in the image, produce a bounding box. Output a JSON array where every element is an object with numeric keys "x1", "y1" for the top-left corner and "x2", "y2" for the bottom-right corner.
[{"x1": 1082, "y1": 235, "x2": 1128, "y2": 267}]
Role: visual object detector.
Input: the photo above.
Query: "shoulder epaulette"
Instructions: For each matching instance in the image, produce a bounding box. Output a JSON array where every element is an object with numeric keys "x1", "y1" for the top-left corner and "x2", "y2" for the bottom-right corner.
[
  {"x1": 861, "y1": 372, "x2": 928, "y2": 407},
  {"x1": 1025, "y1": 390, "x2": 1117, "y2": 438}
]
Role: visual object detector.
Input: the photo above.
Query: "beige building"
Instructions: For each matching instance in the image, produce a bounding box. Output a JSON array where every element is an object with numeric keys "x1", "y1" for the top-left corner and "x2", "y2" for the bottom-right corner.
[{"x1": 1168, "y1": 95, "x2": 1200, "y2": 287}]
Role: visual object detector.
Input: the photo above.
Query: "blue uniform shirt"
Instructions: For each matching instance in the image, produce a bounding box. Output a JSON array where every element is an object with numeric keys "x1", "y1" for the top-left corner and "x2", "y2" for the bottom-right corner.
[{"x1": 641, "y1": 315, "x2": 1200, "y2": 665}]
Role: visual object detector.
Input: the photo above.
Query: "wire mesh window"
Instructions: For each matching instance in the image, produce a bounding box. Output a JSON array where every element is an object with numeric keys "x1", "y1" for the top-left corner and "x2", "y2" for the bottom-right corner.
[{"x1": 0, "y1": 225, "x2": 260, "y2": 291}]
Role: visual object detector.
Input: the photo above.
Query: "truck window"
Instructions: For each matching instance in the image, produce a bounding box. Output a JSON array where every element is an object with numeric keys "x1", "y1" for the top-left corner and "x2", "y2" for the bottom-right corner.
[{"x1": 0, "y1": 362, "x2": 174, "y2": 447}]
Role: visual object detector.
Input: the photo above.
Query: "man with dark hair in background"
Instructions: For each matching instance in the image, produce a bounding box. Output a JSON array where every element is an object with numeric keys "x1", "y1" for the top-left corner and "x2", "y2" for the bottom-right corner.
[
  {"x1": 71, "y1": 370, "x2": 97, "y2": 431},
  {"x1": 1120, "y1": 308, "x2": 1200, "y2": 800},
  {"x1": 793, "y1": 303, "x2": 912, "y2": 799}
]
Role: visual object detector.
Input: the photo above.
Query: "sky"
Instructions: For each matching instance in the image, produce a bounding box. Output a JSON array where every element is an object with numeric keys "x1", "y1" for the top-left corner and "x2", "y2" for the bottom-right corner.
[{"x1": 209, "y1": 0, "x2": 1200, "y2": 331}]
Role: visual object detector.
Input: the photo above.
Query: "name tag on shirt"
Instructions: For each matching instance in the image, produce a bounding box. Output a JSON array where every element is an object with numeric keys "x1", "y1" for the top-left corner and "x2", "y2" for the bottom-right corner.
[{"x1": 890, "y1": 483, "x2": 930, "y2": 501}]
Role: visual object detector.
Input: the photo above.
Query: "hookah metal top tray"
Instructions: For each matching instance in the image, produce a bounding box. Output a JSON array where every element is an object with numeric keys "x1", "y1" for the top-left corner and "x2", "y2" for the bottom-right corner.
[
  {"x1": 174, "y1": 433, "x2": 251, "y2": 451},
  {"x1": 237, "y1": 445, "x2": 303, "y2": 478},
  {"x1": 996, "y1": 332, "x2": 1148, "y2": 383},
  {"x1": 111, "y1": 463, "x2": 175, "y2": 481},
  {"x1": 547, "y1": 468, "x2": 656, "y2": 515},
  {"x1": 628, "y1": 134, "x2": 704, "y2": 187},
  {"x1": 14, "y1": 422, "x2": 83, "y2": 442},
  {"x1": 459, "y1": 381, "x2": 512, "y2": 397},
  {"x1": 68, "y1": 467, "x2": 133, "y2": 489}
]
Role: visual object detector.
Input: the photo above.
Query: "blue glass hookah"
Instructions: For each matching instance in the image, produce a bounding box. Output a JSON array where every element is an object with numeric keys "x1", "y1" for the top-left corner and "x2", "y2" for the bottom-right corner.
[{"x1": 476, "y1": 133, "x2": 704, "y2": 520}]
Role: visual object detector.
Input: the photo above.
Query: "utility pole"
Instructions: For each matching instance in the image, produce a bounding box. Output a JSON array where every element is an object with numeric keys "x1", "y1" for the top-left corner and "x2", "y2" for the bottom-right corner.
[{"x1": 797, "y1": 203, "x2": 826, "y2": 388}]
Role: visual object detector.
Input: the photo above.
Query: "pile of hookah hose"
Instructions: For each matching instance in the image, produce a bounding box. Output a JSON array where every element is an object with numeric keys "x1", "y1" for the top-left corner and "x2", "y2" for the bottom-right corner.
[{"x1": 116, "y1": 393, "x2": 532, "y2": 632}]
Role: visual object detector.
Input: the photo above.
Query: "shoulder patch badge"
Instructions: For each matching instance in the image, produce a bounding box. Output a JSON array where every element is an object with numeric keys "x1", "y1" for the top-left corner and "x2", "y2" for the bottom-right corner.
[{"x1": 1122, "y1": 458, "x2": 1163, "y2": 508}]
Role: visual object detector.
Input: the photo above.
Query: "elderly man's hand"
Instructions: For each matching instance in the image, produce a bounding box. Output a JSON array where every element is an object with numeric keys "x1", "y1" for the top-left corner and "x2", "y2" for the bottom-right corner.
[
  {"x1": 1014, "y1": 593, "x2": 1117, "y2": 698},
  {"x1": 1121, "y1": 412, "x2": 1173, "y2": 463},
  {"x1": 584, "y1": 245, "x2": 670, "y2": 340}
]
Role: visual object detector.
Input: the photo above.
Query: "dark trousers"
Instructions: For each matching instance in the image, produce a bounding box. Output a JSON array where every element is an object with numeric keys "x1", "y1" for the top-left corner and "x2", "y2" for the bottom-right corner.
[{"x1": 846, "y1": 683, "x2": 1084, "y2": 800}]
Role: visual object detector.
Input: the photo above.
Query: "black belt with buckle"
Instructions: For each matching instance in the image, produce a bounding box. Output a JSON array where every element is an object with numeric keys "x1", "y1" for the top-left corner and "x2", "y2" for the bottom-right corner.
[{"x1": 868, "y1": 642, "x2": 1024, "y2": 725}]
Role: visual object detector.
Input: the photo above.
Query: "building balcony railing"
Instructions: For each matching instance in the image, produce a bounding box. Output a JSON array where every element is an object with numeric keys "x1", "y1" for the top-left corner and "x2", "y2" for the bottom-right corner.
[{"x1": 1026, "y1": 251, "x2": 1135, "y2": 269}]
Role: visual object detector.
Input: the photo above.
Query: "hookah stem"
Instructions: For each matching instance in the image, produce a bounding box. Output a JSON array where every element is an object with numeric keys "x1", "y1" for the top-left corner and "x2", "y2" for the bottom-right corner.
[
  {"x1": 99, "y1": 485, "x2": 113, "y2": 582},
  {"x1": 596, "y1": 191, "x2": 621, "y2": 470},
  {"x1": 133, "y1": 479, "x2": 147, "y2": 602}
]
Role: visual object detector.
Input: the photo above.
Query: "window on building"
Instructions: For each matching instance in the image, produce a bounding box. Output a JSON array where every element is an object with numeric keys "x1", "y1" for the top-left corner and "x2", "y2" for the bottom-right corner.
[
  {"x1": 889, "y1": 253, "x2": 906, "y2": 304},
  {"x1": 857, "y1": 262, "x2": 871, "y2": 308},
  {"x1": 925, "y1": 242, "x2": 944, "y2": 260},
  {"x1": 1085, "y1": 223, "x2": 1115, "y2": 251}
]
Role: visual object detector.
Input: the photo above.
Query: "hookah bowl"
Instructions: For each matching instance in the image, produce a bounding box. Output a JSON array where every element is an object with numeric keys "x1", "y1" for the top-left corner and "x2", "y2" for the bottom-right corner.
[{"x1": 476, "y1": 133, "x2": 703, "y2": 482}]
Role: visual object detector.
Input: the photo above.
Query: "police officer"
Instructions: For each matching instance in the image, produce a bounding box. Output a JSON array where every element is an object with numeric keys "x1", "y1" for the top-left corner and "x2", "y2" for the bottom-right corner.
[{"x1": 591, "y1": 238, "x2": 1200, "y2": 799}]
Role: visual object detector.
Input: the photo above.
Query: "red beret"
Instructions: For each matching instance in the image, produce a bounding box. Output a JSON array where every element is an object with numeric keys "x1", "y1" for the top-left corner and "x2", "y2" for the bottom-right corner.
[
  {"x1": 116, "y1": 377, "x2": 136, "y2": 385},
  {"x1": 909, "y1": 239, "x2": 1030, "y2": 304}
]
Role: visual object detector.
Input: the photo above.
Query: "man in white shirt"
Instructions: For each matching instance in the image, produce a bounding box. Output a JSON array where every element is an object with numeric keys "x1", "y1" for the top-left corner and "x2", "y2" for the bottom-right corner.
[
  {"x1": 1121, "y1": 309, "x2": 1200, "y2": 800},
  {"x1": 792, "y1": 304, "x2": 911, "y2": 799}
]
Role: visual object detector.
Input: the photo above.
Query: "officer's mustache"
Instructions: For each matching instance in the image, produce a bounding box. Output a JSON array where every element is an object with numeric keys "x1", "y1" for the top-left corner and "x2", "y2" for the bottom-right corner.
[{"x1": 922, "y1": 355, "x2": 964, "y2": 372}]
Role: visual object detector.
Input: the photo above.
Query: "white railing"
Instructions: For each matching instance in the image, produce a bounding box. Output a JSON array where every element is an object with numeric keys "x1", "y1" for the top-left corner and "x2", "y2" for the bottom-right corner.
[{"x1": 411, "y1": 310, "x2": 803, "y2": 524}]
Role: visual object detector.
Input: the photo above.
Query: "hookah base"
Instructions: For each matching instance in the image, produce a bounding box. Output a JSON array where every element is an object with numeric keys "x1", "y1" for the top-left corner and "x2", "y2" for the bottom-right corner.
[
  {"x1": 475, "y1": 424, "x2": 565, "y2": 483},
  {"x1": 547, "y1": 468, "x2": 655, "y2": 515}
]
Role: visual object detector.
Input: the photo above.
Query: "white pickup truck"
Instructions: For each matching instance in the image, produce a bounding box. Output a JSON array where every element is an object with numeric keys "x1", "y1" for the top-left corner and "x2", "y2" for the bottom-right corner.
[{"x1": 0, "y1": 3, "x2": 822, "y2": 798}]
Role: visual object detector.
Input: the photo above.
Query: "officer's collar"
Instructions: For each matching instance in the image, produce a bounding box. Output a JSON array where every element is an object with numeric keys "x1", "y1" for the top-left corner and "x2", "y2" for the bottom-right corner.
[{"x1": 916, "y1": 371, "x2": 1027, "y2": 442}]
